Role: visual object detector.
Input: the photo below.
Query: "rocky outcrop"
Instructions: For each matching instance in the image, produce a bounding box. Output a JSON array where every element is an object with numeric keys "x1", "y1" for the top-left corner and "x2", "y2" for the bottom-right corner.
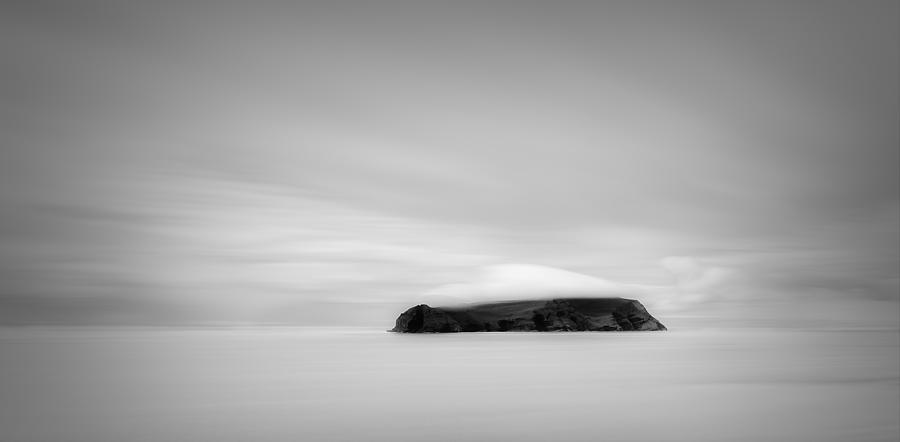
[{"x1": 390, "y1": 298, "x2": 666, "y2": 333}]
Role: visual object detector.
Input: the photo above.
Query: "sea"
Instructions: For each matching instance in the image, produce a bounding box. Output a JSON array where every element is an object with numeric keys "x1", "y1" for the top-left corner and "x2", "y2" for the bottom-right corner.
[{"x1": 1, "y1": 326, "x2": 898, "y2": 442}]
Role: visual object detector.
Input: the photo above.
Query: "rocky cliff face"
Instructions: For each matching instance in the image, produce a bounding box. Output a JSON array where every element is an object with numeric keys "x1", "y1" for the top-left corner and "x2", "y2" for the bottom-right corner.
[{"x1": 391, "y1": 298, "x2": 666, "y2": 333}]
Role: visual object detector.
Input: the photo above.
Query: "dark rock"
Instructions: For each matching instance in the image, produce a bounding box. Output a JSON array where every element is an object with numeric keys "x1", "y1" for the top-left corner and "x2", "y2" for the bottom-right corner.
[
  {"x1": 390, "y1": 304, "x2": 462, "y2": 333},
  {"x1": 390, "y1": 297, "x2": 666, "y2": 333}
]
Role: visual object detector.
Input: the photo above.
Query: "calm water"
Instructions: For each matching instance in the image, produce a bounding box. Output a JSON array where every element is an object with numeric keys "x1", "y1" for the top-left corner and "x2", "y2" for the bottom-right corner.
[{"x1": 1, "y1": 327, "x2": 898, "y2": 442}]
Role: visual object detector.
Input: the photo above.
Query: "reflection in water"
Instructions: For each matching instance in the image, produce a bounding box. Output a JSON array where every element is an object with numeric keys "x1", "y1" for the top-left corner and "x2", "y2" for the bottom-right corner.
[{"x1": 1, "y1": 327, "x2": 898, "y2": 442}]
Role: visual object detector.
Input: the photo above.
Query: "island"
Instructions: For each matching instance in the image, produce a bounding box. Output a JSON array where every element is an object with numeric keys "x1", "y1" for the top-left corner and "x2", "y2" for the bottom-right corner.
[{"x1": 390, "y1": 297, "x2": 666, "y2": 333}]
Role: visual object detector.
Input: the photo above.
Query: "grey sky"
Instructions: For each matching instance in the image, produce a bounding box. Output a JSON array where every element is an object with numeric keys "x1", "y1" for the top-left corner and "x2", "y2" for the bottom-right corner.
[{"x1": 1, "y1": 1, "x2": 897, "y2": 326}]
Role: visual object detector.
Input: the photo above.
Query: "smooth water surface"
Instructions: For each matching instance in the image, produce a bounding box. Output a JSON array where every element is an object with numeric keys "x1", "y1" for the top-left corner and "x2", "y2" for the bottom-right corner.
[{"x1": 1, "y1": 327, "x2": 897, "y2": 442}]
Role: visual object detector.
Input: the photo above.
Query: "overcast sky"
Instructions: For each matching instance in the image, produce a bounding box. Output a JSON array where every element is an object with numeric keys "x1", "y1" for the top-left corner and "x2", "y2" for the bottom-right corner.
[{"x1": 1, "y1": 0, "x2": 897, "y2": 327}]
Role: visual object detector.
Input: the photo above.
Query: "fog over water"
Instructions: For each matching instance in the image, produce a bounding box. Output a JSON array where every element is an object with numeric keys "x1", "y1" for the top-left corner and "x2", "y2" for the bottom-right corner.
[{"x1": 1, "y1": 327, "x2": 898, "y2": 442}]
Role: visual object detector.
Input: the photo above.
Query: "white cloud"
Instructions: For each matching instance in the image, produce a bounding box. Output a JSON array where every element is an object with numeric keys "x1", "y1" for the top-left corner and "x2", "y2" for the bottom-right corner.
[
  {"x1": 420, "y1": 257, "x2": 739, "y2": 310},
  {"x1": 423, "y1": 263, "x2": 647, "y2": 305},
  {"x1": 655, "y1": 256, "x2": 737, "y2": 307}
]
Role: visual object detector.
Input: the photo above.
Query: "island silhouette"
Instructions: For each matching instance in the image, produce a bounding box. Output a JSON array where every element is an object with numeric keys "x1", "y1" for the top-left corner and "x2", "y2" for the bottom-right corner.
[{"x1": 391, "y1": 298, "x2": 666, "y2": 333}]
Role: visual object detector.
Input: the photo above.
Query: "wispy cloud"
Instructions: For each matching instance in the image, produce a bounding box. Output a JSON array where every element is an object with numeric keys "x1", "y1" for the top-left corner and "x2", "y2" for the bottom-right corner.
[{"x1": 0, "y1": 1, "x2": 896, "y2": 326}]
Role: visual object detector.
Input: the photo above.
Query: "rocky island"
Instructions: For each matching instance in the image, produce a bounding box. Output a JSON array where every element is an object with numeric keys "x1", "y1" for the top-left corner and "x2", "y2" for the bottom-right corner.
[{"x1": 391, "y1": 297, "x2": 666, "y2": 333}]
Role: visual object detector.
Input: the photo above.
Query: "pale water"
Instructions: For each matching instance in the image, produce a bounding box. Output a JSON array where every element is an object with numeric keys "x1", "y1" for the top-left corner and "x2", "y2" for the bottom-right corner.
[{"x1": 1, "y1": 327, "x2": 898, "y2": 442}]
